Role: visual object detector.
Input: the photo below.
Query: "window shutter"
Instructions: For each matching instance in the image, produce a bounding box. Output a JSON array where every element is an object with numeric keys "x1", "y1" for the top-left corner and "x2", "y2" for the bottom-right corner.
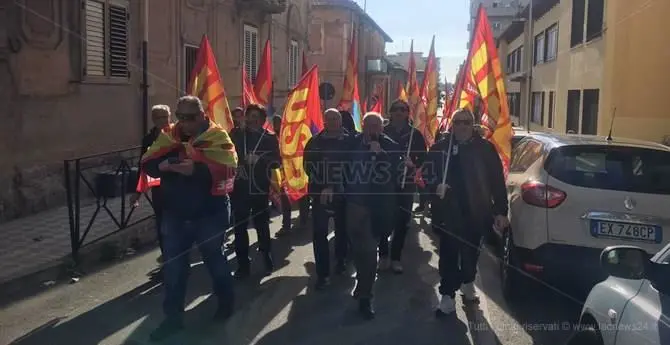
[
  {"x1": 250, "y1": 29, "x2": 258, "y2": 81},
  {"x1": 85, "y1": 0, "x2": 105, "y2": 76},
  {"x1": 108, "y1": 3, "x2": 129, "y2": 78},
  {"x1": 244, "y1": 27, "x2": 252, "y2": 81}
]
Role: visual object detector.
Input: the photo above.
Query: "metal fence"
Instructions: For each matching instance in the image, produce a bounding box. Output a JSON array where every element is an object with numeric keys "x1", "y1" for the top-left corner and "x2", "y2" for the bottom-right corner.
[{"x1": 63, "y1": 147, "x2": 155, "y2": 262}]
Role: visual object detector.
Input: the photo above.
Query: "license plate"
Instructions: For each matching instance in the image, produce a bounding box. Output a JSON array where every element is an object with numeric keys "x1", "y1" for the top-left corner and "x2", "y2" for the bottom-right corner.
[{"x1": 590, "y1": 221, "x2": 662, "y2": 243}]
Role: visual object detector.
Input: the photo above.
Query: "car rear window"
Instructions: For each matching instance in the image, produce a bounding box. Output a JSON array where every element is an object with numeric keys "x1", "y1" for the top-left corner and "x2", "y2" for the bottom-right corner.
[{"x1": 545, "y1": 145, "x2": 670, "y2": 195}]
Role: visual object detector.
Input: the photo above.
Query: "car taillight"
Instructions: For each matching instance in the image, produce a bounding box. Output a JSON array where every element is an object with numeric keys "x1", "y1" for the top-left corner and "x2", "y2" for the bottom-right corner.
[{"x1": 521, "y1": 181, "x2": 566, "y2": 208}]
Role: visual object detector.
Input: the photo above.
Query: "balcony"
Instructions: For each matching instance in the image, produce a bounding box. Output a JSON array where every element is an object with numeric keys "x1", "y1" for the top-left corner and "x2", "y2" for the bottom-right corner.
[{"x1": 236, "y1": 0, "x2": 287, "y2": 14}]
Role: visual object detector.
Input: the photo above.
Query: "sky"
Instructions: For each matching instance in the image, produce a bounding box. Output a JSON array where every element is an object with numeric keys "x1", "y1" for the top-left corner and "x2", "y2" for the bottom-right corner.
[{"x1": 352, "y1": 0, "x2": 470, "y2": 82}]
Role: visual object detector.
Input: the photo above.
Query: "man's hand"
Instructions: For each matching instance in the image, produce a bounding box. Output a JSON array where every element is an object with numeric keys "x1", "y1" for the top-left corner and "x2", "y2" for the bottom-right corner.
[
  {"x1": 493, "y1": 214, "x2": 510, "y2": 231},
  {"x1": 158, "y1": 160, "x2": 172, "y2": 172},
  {"x1": 404, "y1": 156, "x2": 415, "y2": 169},
  {"x1": 246, "y1": 154, "x2": 260, "y2": 165},
  {"x1": 171, "y1": 159, "x2": 195, "y2": 176},
  {"x1": 319, "y1": 187, "x2": 334, "y2": 205},
  {"x1": 369, "y1": 141, "x2": 382, "y2": 153},
  {"x1": 130, "y1": 193, "x2": 141, "y2": 208},
  {"x1": 436, "y1": 183, "x2": 450, "y2": 199}
]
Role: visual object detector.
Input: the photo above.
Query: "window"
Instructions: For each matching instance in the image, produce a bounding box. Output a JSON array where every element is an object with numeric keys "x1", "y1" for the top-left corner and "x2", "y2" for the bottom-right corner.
[
  {"x1": 84, "y1": 0, "x2": 129, "y2": 78},
  {"x1": 545, "y1": 145, "x2": 670, "y2": 195},
  {"x1": 570, "y1": 0, "x2": 586, "y2": 47},
  {"x1": 511, "y1": 140, "x2": 543, "y2": 173},
  {"x1": 531, "y1": 92, "x2": 544, "y2": 124},
  {"x1": 183, "y1": 45, "x2": 199, "y2": 92},
  {"x1": 534, "y1": 33, "x2": 545, "y2": 65},
  {"x1": 506, "y1": 46, "x2": 523, "y2": 74},
  {"x1": 586, "y1": 0, "x2": 604, "y2": 41},
  {"x1": 507, "y1": 92, "x2": 521, "y2": 117},
  {"x1": 582, "y1": 89, "x2": 599, "y2": 135},
  {"x1": 243, "y1": 24, "x2": 259, "y2": 82},
  {"x1": 566, "y1": 90, "x2": 581, "y2": 133},
  {"x1": 547, "y1": 91, "x2": 555, "y2": 128},
  {"x1": 288, "y1": 40, "x2": 299, "y2": 88},
  {"x1": 545, "y1": 24, "x2": 558, "y2": 61}
]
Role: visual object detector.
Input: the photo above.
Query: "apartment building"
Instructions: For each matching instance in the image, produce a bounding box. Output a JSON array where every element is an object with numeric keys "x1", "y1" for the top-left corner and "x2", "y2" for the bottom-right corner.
[
  {"x1": 308, "y1": 0, "x2": 392, "y2": 109},
  {"x1": 468, "y1": 0, "x2": 529, "y2": 45},
  {"x1": 497, "y1": 0, "x2": 605, "y2": 134},
  {"x1": 0, "y1": 0, "x2": 309, "y2": 222}
]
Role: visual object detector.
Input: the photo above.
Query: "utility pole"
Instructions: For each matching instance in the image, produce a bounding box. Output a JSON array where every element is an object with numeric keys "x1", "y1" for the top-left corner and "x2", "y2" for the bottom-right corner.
[
  {"x1": 363, "y1": 0, "x2": 367, "y2": 12},
  {"x1": 525, "y1": 0, "x2": 534, "y2": 131}
]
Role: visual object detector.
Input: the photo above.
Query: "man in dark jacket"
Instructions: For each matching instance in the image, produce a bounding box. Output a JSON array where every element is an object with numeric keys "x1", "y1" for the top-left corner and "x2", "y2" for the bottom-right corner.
[
  {"x1": 142, "y1": 96, "x2": 238, "y2": 341},
  {"x1": 378, "y1": 99, "x2": 426, "y2": 274},
  {"x1": 345, "y1": 112, "x2": 403, "y2": 319},
  {"x1": 229, "y1": 104, "x2": 281, "y2": 278},
  {"x1": 303, "y1": 108, "x2": 356, "y2": 289},
  {"x1": 131, "y1": 105, "x2": 172, "y2": 264},
  {"x1": 423, "y1": 108, "x2": 509, "y2": 317}
]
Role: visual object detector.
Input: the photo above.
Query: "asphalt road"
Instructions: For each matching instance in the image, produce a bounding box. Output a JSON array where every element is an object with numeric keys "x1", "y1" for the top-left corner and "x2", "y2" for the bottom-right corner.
[{"x1": 0, "y1": 208, "x2": 588, "y2": 345}]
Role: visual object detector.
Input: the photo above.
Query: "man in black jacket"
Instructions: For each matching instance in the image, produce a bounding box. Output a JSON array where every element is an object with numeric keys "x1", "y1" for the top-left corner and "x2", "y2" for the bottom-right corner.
[
  {"x1": 423, "y1": 108, "x2": 509, "y2": 317},
  {"x1": 345, "y1": 112, "x2": 403, "y2": 319},
  {"x1": 303, "y1": 108, "x2": 356, "y2": 289},
  {"x1": 131, "y1": 105, "x2": 172, "y2": 266},
  {"x1": 378, "y1": 99, "x2": 426, "y2": 274},
  {"x1": 229, "y1": 104, "x2": 281, "y2": 278}
]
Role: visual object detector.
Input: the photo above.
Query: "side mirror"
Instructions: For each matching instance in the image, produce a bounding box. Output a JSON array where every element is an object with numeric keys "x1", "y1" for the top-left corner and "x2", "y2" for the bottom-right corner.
[{"x1": 600, "y1": 246, "x2": 649, "y2": 280}]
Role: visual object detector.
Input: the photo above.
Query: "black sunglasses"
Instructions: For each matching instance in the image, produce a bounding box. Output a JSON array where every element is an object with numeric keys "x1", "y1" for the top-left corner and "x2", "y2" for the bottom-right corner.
[
  {"x1": 175, "y1": 112, "x2": 199, "y2": 121},
  {"x1": 390, "y1": 107, "x2": 409, "y2": 112},
  {"x1": 452, "y1": 119, "x2": 473, "y2": 126}
]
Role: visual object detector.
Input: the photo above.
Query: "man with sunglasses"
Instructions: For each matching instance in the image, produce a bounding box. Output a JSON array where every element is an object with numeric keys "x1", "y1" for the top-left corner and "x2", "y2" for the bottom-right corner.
[
  {"x1": 378, "y1": 99, "x2": 427, "y2": 274},
  {"x1": 229, "y1": 104, "x2": 281, "y2": 278},
  {"x1": 423, "y1": 108, "x2": 509, "y2": 317},
  {"x1": 142, "y1": 96, "x2": 238, "y2": 341}
]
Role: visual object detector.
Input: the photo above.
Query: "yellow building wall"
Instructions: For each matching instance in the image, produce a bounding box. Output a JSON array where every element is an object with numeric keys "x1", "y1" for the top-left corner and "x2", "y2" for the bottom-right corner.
[{"x1": 601, "y1": 0, "x2": 670, "y2": 144}]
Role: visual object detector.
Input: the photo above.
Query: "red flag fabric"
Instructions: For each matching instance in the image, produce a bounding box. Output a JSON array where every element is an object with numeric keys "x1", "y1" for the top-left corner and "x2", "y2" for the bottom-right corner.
[{"x1": 255, "y1": 39, "x2": 273, "y2": 106}]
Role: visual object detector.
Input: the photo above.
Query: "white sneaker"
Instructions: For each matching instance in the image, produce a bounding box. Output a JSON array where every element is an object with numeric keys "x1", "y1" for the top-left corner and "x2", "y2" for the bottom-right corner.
[
  {"x1": 460, "y1": 282, "x2": 480, "y2": 303},
  {"x1": 436, "y1": 295, "x2": 456, "y2": 316}
]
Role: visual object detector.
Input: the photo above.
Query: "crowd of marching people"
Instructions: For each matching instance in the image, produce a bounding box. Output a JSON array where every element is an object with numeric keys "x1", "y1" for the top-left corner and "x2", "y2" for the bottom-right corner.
[{"x1": 136, "y1": 95, "x2": 509, "y2": 342}]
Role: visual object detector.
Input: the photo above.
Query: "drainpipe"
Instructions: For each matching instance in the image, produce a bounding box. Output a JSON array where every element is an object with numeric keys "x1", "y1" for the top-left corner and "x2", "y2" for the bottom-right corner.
[
  {"x1": 524, "y1": 0, "x2": 533, "y2": 132},
  {"x1": 141, "y1": 0, "x2": 149, "y2": 136}
]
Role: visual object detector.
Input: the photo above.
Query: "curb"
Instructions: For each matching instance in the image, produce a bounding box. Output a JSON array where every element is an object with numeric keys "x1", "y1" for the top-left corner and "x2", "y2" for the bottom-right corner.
[{"x1": 0, "y1": 218, "x2": 158, "y2": 306}]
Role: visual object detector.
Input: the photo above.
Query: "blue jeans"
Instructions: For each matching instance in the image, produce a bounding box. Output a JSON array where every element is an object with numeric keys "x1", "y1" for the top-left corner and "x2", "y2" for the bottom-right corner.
[{"x1": 161, "y1": 202, "x2": 234, "y2": 321}]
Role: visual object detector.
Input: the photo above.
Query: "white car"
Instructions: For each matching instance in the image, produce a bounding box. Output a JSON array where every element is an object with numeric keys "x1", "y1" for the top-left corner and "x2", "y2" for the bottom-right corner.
[
  {"x1": 499, "y1": 133, "x2": 670, "y2": 301},
  {"x1": 569, "y1": 244, "x2": 670, "y2": 345}
]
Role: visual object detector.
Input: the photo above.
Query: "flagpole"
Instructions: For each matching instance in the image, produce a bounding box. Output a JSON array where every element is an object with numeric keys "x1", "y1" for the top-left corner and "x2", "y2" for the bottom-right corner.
[{"x1": 525, "y1": 0, "x2": 534, "y2": 131}]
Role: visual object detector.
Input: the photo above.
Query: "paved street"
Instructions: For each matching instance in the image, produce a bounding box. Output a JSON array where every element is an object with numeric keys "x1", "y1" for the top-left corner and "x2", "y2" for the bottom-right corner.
[{"x1": 0, "y1": 208, "x2": 586, "y2": 345}]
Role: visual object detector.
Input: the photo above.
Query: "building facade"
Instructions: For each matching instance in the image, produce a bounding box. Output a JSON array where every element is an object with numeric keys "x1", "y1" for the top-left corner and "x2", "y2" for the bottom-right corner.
[
  {"x1": 498, "y1": 0, "x2": 605, "y2": 134},
  {"x1": 0, "y1": 0, "x2": 309, "y2": 222},
  {"x1": 308, "y1": 0, "x2": 392, "y2": 110},
  {"x1": 469, "y1": 0, "x2": 529, "y2": 45}
]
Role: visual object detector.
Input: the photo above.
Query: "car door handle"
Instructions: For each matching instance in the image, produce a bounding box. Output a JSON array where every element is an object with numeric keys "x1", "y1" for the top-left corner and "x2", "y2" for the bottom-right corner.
[{"x1": 608, "y1": 309, "x2": 617, "y2": 323}]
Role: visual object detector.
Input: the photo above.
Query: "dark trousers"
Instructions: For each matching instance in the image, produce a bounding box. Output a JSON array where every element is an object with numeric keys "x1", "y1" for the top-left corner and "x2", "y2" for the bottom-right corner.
[
  {"x1": 151, "y1": 187, "x2": 164, "y2": 252},
  {"x1": 418, "y1": 186, "x2": 431, "y2": 206},
  {"x1": 161, "y1": 207, "x2": 234, "y2": 321},
  {"x1": 436, "y1": 224, "x2": 483, "y2": 298},
  {"x1": 312, "y1": 197, "x2": 348, "y2": 278},
  {"x1": 379, "y1": 191, "x2": 414, "y2": 260},
  {"x1": 231, "y1": 189, "x2": 272, "y2": 265},
  {"x1": 281, "y1": 194, "x2": 311, "y2": 229}
]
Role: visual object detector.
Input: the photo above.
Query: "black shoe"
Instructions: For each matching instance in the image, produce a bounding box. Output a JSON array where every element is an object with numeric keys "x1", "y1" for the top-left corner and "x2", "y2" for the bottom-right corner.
[
  {"x1": 234, "y1": 264, "x2": 250, "y2": 279},
  {"x1": 149, "y1": 318, "x2": 183, "y2": 342},
  {"x1": 262, "y1": 252, "x2": 274, "y2": 275},
  {"x1": 358, "y1": 298, "x2": 375, "y2": 320},
  {"x1": 213, "y1": 303, "x2": 234, "y2": 321},
  {"x1": 335, "y1": 260, "x2": 347, "y2": 275},
  {"x1": 315, "y1": 277, "x2": 331, "y2": 290},
  {"x1": 414, "y1": 205, "x2": 425, "y2": 213},
  {"x1": 276, "y1": 227, "x2": 291, "y2": 237}
]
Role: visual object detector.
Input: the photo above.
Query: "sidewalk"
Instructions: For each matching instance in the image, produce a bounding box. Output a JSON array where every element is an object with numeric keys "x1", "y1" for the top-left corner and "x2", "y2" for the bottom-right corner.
[{"x1": 0, "y1": 195, "x2": 154, "y2": 284}]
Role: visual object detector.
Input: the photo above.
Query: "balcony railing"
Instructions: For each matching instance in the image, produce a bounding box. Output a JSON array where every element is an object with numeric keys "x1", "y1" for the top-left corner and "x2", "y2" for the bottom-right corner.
[{"x1": 236, "y1": 0, "x2": 287, "y2": 14}]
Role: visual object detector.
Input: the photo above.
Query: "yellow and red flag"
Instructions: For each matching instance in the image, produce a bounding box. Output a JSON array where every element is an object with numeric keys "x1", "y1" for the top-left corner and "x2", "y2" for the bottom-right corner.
[
  {"x1": 279, "y1": 66, "x2": 324, "y2": 201},
  {"x1": 337, "y1": 30, "x2": 363, "y2": 132},
  {"x1": 255, "y1": 39, "x2": 273, "y2": 106},
  {"x1": 140, "y1": 122, "x2": 238, "y2": 195},
  {"x1": 406, "y1": 41, "x2": 422, "y2": 121},
  {"x1": 460, "y1": 5, "x2": 513, "y2": 175},
  {"x1": 417, "y1": 36, "x2": 439, "y2": 147},
  {"x1": 241, "y1": 68, "x2": 258, "y2": 107},
  {"x1": 397, "y1": 80, "x2": 408, "y2": 102},
  {"x1": 187, "y1": 35, "x2": 234, "y2": 132},
  {"x1": 369, "y1": 83, "x2": 383, "y2": 114}
]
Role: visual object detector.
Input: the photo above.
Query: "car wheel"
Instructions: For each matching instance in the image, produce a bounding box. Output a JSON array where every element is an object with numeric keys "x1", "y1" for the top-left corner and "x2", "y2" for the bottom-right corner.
[
  {"x1": 500, "y1": 230, "x2": 528, "y2": 302},
  {"x1": 566, "y1": 324, "x2": 603, "y2": 345}
]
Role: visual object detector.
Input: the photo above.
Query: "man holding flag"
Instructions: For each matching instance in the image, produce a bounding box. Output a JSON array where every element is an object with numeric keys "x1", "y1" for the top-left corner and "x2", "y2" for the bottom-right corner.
[{"x1": 141, "y1": 96, "x2": 238, "y2": 341}]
